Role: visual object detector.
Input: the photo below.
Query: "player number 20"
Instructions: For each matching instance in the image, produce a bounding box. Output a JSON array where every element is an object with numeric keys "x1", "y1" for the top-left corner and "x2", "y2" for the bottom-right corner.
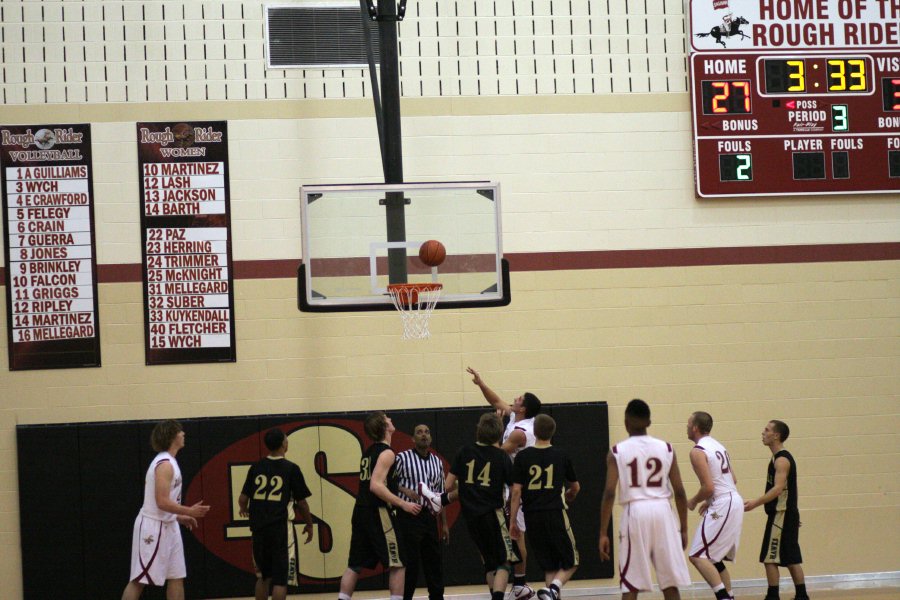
[{"x1": 253, "y1": 474, "x2": 284, "y2": 502}]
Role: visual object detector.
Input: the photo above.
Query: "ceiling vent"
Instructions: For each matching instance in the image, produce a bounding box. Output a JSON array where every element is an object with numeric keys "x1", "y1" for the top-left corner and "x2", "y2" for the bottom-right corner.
[{"x1": 265, "y1": 2, "x2": 381, "y2": 69}]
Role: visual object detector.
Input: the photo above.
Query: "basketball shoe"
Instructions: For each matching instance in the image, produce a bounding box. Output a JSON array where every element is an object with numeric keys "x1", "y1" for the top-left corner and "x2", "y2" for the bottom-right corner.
[
  {"x1": 510, "y1": 584, "x2": 535, "y2": 600},
  {"x1": 536, "y1": 588, "x2": 553, "y2": 600},
  {"x1": 418, "y1": 482, "x2": 442, "y2": 515}
]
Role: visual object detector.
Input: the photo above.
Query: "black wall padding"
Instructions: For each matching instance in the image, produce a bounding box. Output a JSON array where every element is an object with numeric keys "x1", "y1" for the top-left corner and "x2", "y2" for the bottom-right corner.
[{"x1": 17, "y1": 402, "x2": 611, "y2": 599}]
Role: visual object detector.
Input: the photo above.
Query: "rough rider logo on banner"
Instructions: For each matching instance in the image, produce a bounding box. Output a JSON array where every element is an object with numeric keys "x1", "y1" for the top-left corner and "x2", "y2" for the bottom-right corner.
[{"x1": 183, "y1": 418, "x2": 459, "y2": 583}]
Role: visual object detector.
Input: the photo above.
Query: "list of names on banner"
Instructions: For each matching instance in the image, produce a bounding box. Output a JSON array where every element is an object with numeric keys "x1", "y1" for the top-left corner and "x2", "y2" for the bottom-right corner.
[
  {"x1": 146, "y1": 226, "x2": 231, "y2": 349},
  {"x1": 0, "y1": 124, "x2": 101, "y2": 370},
  {"x1": 138, "y1": 121, "x2": 235, "y2": 364}
]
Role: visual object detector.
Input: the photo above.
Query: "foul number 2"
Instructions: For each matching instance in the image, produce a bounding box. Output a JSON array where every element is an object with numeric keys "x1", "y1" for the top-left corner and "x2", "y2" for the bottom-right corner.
[{"x1": 626, "y1": 457, "x2": 664, "y2": 488}]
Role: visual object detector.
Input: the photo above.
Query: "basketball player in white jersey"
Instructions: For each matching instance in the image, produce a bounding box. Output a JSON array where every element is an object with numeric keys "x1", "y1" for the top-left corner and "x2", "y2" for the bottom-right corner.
[
  {"x1": 467, "y1": 367, "x2": 541, "y2": 600},
  {"x1": 122, "y1": 420, "x2": 210, "y2": 600},
  {"x1": 686, "y1": 412, "x2": 743, "y2": 600},
  {"x1": 599, "y1": 399, "x2": 690, "y2": 600}
]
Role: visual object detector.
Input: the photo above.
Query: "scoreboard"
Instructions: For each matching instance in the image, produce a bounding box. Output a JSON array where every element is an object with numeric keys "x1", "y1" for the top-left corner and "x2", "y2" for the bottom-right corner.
[{"x1": 689, "y1": 0, "x2": 900, "y2": 197}]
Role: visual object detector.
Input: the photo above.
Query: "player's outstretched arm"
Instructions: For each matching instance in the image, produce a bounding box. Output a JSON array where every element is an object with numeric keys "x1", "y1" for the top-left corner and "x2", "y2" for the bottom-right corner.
[
  {"x1": 668, "y1": 452, "x2": 689, "y2": 549},
  {"x1": 509, "y1": 483, "x2": 524, "y2": 540},
  {"x1": 744, "y1": 456, "x2": 789, "y2": 511},
  {"x1": 370, "y1": 449, "x2": 421, "y2": 515},
  {"x1": 467, "y1": 366, "x2": 511, "y2": 414},
  {"x1": 688, "y1": 447, "x2": 715, "y2": 511},
  {"x1": 154, "y1": 461, "x2": 210, "y2": 520},
  {"x1": 564, "y1": 480, "x2": 581, "y2": 504},
  {"x1": 598, "y1": 451, "x2": 618, "y2": 561},
  {"x1": 295, "y1": 499, "x2": 315, "y2": 543}
]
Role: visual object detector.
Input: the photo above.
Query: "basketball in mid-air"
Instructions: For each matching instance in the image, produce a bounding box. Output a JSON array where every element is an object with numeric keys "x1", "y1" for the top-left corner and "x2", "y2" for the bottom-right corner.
[{"x1": 418, "y1": 240, "x2": 446, "y2": 267}]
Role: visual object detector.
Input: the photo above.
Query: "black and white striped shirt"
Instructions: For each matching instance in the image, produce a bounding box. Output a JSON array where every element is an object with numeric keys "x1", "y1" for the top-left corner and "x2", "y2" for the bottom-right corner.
[{"x1": 395, "y1": 448, "x2": 445, "y2": 504}]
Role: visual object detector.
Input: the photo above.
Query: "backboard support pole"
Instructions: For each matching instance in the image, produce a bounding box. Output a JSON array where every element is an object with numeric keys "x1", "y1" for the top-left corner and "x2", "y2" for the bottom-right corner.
[{"x1": 370, "y1": 0, "x2": 408, "y2": 283}]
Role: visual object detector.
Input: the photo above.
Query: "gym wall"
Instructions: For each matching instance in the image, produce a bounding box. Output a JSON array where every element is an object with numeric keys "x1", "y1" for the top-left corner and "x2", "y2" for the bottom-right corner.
[{"x1": 0, "y1": 1, "x2": 898, "y2": 598}]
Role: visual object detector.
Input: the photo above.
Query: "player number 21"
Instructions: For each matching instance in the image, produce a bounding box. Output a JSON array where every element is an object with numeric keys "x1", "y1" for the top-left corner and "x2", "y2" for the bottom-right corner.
[
  {"x1": 626, "y1": 457, "x2": 664, "y2": 488},
  {"x1": 253, "y1": 474, "x2": 284, "y2": 502},
  {"x1": 464, "y1": 459, "x2": 492, "y2": 487},
  {"x1": 527, "y1": 464, "x2": 555, "y2": 490}
]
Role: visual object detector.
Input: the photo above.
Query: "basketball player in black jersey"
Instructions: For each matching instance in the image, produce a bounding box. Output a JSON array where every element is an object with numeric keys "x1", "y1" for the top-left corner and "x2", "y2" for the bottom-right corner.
[
  {"x1": 239, "y1": 428, "x2": 314, "y2": 600},
  {"x1": 445, "y1": 412, "x2": 518, "y2": 600},
  {"x1": 339, "y1": 412, "x2": 422, "y2": 600},
  {"x1": 509, "y1": 415, "x2": 580, "y2": 600},
  {"x1": 744, "y1": 420, "x2": 809, "y2": 600}
]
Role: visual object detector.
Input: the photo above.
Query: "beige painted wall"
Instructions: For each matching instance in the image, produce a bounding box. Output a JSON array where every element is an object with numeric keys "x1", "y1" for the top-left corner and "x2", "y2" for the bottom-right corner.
[{"x1": 1, "y1": 261, "x2": 898, "y2": 596}]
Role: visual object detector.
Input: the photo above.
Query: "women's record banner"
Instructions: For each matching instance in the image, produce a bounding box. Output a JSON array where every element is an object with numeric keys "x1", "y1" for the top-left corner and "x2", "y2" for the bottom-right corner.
[
  {"x1": 137, "y1": 121, "x2": 236, "y2": 365},
  {"x1": 1, "y1": 124, "x2": 101, "y2": 370}
]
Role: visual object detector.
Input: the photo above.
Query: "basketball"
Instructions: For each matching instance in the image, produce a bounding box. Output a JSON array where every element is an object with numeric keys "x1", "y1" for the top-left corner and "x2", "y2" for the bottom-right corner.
[{"x1": 418, "y1": 240, "x2": 446, "y2": 267}]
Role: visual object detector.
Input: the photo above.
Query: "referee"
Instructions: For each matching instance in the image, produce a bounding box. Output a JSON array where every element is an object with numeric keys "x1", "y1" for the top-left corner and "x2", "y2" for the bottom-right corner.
[{"x1": 396, "y1": 424, "x2": 448, "y2": 600}]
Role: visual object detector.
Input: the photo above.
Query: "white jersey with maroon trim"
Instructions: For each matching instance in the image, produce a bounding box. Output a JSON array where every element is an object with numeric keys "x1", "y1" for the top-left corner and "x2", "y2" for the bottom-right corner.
[
  {"x1": 140, "y1": 451, "x2": 182, "y2": 522},
  {"x1": 693, "y1": 435, "x2": 738, "y2": 497},
  {"x1": 612, "y1": 435, "x2": 674, "y2": 504},
  {"x1": 503, "y1": 412, "x2": 535, "y2": 460}
]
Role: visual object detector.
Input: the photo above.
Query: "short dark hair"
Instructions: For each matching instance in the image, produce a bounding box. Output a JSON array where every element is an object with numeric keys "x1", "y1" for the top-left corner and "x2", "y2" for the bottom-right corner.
[
  {"x1": 151, "y1": 420, "x2": 183, "y2": 453},
  {"x1": 476, "y1": 412, "x2": 503, "y2": 445},
  {"x1": 264, "y1": 428, "x2": 286, "y2": 451},
  {"x1": 770, "y1": 420, "x2": 790, "y2": 442},
  {"x1": 522, "y1": 392, "x2": 542, "y2": 419},
  {"x1": 625, "y1": 399, "x2": 651, "y2": 420},
  {"x1": 691, "y1": 411, "x2": 713, "y2": 434},
  {"x1": 533, "y1": 414, "x2": 556, "y2": 441},
  {"x1": 364, "y1": 411, "x2": 388, "y2": 442}
]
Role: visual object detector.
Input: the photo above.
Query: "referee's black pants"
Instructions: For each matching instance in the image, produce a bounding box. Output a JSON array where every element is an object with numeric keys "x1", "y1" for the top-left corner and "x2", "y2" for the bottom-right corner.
[{"x1": 398, "y1": 510, "x2": 444, "y2": 600}]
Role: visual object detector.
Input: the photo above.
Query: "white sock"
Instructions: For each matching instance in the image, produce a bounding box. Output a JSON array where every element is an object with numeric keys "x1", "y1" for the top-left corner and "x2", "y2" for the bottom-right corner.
[
  {"x1": 339, "y1": 594, "x2": 352, "y2": 600},
  {"x1": 713, "y1": 583, "x2": 725, "y2": 592}
]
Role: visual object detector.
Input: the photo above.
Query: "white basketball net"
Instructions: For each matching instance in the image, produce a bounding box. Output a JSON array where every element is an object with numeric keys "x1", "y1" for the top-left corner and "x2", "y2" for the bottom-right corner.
[{"x1": 387, "y1": 283, "x2": 443, "y2": 339}]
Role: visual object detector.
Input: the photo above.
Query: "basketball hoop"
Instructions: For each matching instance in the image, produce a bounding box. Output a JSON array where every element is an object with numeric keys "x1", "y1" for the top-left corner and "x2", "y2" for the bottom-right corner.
[{"x1": 387, "y1": 283, "x2": 443, "y2": 339}]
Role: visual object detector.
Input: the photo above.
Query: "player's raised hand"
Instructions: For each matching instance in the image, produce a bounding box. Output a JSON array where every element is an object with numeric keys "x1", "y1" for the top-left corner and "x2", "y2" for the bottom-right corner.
[
  {"x1": 466, "y1": 366, "x2": 483, "y2": 386},
  {"x1": 599, "y1": 534, "x2": 611, "y2": 561}
]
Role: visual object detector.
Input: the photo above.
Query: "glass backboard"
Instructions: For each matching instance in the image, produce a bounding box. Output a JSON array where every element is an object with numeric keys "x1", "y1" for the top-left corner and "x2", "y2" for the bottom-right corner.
[{"x1": 298, "y1": 181, "x2": 509, "y2": 311}]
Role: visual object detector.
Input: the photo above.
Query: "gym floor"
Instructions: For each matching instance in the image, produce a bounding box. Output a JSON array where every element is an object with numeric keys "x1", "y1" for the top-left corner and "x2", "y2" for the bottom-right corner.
[{"x1": 219, "y1": 577, "x2": 900, "y2": 600}]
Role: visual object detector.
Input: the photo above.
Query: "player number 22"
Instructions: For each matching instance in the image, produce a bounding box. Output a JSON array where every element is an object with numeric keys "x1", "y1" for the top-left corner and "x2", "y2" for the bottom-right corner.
[
  {"x1": 626, "y1": 457, "x2": 664, "y2": 488},
  {"x1": 253, "y1": 474, "x2": 284, "y2": 502}
]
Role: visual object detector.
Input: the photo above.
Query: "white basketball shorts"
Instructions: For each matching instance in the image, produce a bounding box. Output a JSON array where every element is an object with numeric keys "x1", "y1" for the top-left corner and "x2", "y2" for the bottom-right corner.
[
  {"x1": 618, "y1": 499, "x2": 691, "y2": 593},
  {"x1": 129, "y1": 514, "x2": 186, "y2": 585},
  {"x1": 689, "y1": 491, "x2": 743, "y2": 563}
]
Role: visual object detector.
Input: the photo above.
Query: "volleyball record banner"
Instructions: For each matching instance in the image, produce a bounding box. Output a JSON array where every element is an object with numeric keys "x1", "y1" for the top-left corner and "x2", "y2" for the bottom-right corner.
[
  {"x1": 0, "y1": 124, "x2": 101, "y2": 370},
  {"x1": 137, "y1": 121, "x2": 236, "y2": 365}
]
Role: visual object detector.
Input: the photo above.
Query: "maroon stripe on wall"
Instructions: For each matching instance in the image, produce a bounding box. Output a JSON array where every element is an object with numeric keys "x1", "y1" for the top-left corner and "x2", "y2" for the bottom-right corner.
[{"x1": 0, "y1": 243, "x2": 897, "y2": 284}]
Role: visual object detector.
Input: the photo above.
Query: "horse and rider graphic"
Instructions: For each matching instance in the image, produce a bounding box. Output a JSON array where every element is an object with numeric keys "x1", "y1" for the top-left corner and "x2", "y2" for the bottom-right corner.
[{"x1": 695, "y1": 16, "x2": 751, "y2": 47}]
